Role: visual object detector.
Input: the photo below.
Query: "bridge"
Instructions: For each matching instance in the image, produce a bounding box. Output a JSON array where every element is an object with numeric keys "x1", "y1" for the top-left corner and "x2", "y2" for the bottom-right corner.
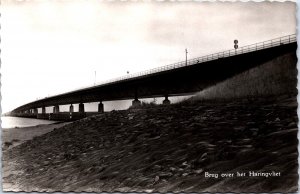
[{"x1": 9, "y1": 34, "x2": 297, "y2": 121}]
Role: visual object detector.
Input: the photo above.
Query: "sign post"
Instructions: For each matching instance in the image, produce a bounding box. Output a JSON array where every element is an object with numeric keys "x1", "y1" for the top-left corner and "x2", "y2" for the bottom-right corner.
[{"x1": 234, "y1": 40, "x2": 238, "y2": 55}]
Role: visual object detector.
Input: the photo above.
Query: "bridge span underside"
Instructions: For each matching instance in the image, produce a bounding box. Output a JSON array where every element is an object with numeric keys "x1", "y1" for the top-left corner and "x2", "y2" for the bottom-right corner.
[{"x1": 12, "y1": 42, "x2": 297, "y2": 116}]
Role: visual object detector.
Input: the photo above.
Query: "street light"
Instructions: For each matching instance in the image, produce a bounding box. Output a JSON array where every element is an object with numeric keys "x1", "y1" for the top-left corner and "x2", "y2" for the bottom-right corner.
[
  {"x1": 185, "y1": 48, "x2": 188, "y2": 66},
  {"x1": 94, "y1": 71, "x2": 96, "y2": 86}
]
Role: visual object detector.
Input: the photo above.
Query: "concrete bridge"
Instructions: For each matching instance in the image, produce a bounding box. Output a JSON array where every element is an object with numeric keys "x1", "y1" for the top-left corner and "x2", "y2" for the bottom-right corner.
[{"x1": 9, "y1": 34, "x2": 297, "y2": 121}]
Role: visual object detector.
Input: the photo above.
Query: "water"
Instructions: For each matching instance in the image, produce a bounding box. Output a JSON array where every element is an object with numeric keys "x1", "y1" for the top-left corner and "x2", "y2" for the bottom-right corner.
[{"x1": 1, "y1": 116, "x2": 57, "y2": 128}]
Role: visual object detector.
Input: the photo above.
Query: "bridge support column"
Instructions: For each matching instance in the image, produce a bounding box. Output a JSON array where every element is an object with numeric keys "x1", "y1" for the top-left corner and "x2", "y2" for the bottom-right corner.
[
  {"x1": 98, "y1": 101, "x2": 104, "y2": 113},
  {"x1": 69, "y1": 104, "x2": 74, "y2": 113},
  {"x1": 53, "y1": 105, "x2": 60, "y2": 113},
  {"x1": 132, "y1": 89, "x2": 141, "y2": 107},
  {"x1": 42, "y1": 106, "x2": 46, "y2": 114},
  {"x1": 132, "y1": 98, "x2": 141, "y2": 107},
  {"x1": 79, "y1": 103, "x2": 85, "y2": 113},
  {"x1": 34, "y1": 108, "x2": 38, "y2": 115},
  {"x1": 163, "y1": 95, "x2": 170, "y2": 105}
]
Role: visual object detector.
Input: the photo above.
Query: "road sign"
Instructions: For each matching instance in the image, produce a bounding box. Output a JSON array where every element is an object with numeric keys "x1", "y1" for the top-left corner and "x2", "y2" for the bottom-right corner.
[{"x1": 234, "y1": 39, "x2": 238, "y2": 50}]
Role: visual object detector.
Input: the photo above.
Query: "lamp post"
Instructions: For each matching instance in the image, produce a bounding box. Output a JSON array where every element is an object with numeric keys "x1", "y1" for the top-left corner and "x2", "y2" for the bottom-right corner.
[
  {"x1": 185, "y1": 48, "x2": 188, "y2": 66},
  {"x1": 94, "y1": 71, "x2": 96, "y2": 86}
]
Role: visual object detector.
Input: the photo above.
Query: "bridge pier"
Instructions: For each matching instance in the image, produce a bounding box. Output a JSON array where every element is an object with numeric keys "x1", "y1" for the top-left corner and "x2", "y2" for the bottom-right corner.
[
  {"x1": 53, "y1": 105, "x2": 60, "y2": 113},
  {"x1": 69, "y1": 104, "x2": 74, "y2": 113},
  {"x1": 42, "y1": 106, "x2": 46, "y2": 114},
  {"x1": 132, "y1": 98, "x2": 141, "y2": 107},
  {"x1": 132, "y1": 90, "x2": 141, "y2": 107},
  {"x1": 98, "y1": 101, "x2": 104, "y2": 113},
  {"x1": 34, "y1": 108, "x2": 38, "y2": 115},
  {"x1": 163, "y1": 95, "x2": 171, "y2": 105},
  {"x1": 79, "y1": 103, "x2": 85, "y2": 113}
]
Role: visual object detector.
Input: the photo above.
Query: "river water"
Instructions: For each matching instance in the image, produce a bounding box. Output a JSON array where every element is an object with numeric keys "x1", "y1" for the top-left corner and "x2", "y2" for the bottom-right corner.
[{"x1": 1, "y1": 116, "x2": 57, "y2": 128}]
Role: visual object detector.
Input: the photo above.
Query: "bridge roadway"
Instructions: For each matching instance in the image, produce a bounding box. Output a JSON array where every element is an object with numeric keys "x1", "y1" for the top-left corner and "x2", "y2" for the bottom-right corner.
[{"x1": 10, "y1": 34, "x2": 297, "y2": 120}]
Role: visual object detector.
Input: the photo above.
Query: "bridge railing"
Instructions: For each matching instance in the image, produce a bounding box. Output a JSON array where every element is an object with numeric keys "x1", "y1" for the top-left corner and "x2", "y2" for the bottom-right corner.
[{"x1": 47, "y1": 34, "x2": 296, "y2": 97}]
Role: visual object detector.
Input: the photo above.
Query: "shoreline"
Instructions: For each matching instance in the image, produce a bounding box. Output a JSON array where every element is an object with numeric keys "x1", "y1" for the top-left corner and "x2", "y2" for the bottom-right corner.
[
  {"x1": 2, "y1": 122, "x2": 71, "y2": 150},
  {"x1": 1, "y1": 116, "x2": 60, "y2": 129},
  {"x1": 2, "y1": 120, "x2": 65, "y2": 130}
]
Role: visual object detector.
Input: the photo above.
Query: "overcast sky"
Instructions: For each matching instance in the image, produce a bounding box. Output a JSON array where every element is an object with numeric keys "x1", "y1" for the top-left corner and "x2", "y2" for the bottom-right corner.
[{"x1": 1, "y1": 1, "x2": 296, "y2": 113}]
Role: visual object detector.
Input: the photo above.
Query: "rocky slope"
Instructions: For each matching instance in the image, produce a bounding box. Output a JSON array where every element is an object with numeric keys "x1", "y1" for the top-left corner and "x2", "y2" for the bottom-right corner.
[{"x1": 3, "y1": 95, "x2": 298, "y2": 192}]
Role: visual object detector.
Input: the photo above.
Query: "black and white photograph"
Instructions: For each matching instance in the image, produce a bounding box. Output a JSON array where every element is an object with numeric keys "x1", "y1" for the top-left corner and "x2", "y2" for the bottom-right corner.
[{"x1": 1, "y1": 1, "x2": 298, "y2": 192}]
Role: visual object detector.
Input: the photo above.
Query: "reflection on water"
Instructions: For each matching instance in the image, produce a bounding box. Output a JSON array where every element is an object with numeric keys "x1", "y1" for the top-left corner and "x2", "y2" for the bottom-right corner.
[{"x1": 1, "y1": 117, "x2": 57, "y2": 128}]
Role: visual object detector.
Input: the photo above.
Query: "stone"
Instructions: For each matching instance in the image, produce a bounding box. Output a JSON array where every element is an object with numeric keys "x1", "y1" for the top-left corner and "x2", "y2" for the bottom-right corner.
[
  {"x1": 145, "y1": 189, "x2": 154, "y2": 193},
  {"x1": 288, "y1": 122, "x2": 297, "y2": 128},
  {"x1": 153, "y1": 165, "x2": 161, "y2": 170},
  {"x1": 159, "y1": 172, "x2": 173, "y2": 178},
  {"x1": 195, "y1": 169, "x2": 203, "y2": 174}
]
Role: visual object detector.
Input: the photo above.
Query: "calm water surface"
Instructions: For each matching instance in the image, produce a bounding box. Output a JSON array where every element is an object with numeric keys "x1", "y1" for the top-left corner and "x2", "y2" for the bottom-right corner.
[{"x1": 1, "y1": 116, "x2": 57, "y2": 128}]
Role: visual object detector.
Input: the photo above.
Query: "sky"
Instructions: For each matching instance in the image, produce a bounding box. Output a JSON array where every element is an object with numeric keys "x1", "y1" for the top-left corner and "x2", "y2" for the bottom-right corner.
[{"x1": 1, "y1": 1, "x2": 296, "y2": 113}]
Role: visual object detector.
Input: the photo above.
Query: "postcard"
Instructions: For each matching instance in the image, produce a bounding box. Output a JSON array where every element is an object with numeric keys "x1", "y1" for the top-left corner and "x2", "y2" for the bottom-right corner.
[{"x1": 1, "y1": 1, "x2": 297, "y2": 192}]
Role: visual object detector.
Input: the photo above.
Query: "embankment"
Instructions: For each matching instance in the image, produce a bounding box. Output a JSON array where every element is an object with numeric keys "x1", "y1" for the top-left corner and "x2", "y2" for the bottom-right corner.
[
  {"x1": 191, "y1": 52, "x2": 297, "y2": 100},
  {"x1": 2, "y1": 95, "x2": 298, "y2": 192}
]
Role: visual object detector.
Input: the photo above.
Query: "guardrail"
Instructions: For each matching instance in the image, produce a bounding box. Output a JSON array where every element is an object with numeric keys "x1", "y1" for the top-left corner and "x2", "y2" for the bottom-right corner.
[{"x1": 48, "y1": 34, "x2": 297, "y2": 97}]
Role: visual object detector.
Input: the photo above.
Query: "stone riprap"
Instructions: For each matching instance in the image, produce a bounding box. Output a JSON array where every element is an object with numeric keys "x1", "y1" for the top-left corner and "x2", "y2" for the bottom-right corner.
[{"x1": 3, "y1": 95, "x2": 298, "y2": 192}]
